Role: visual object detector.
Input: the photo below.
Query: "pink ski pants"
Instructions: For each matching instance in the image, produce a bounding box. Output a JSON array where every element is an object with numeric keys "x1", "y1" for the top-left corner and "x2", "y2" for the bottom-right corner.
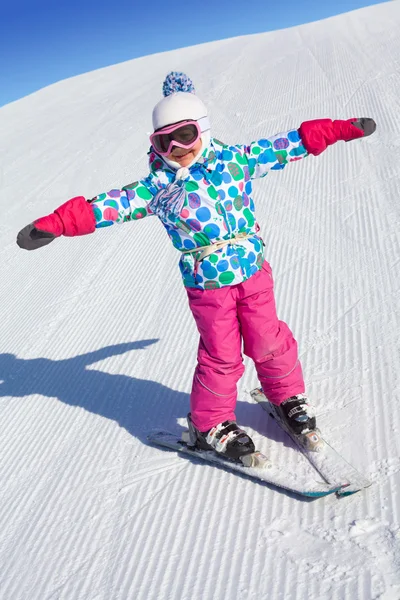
[{"x1": 187, "y1": 261, "x2": 305, "y2": 432}]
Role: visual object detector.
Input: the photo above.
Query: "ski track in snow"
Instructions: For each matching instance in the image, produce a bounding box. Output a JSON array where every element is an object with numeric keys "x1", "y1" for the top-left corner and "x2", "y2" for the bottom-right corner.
[{"x1": 1, "y1": 2, "x2": 400, "y2": 599}]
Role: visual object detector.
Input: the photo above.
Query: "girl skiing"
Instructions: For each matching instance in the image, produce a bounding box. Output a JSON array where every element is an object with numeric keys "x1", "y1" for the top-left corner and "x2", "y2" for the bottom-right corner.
[{"x1": 17, "y1": 72, "x2": 376, "y2": 461}]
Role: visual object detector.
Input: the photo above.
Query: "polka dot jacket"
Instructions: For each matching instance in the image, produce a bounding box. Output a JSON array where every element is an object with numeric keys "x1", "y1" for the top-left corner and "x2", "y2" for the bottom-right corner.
[{"x1": 90, "y1": 130, "x2": 308, "y2": 289}]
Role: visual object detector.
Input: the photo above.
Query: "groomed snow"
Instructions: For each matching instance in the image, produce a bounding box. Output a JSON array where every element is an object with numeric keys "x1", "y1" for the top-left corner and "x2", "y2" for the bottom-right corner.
[{"x1": 1, "y1": 2, "x2": 400, "y2": 598}]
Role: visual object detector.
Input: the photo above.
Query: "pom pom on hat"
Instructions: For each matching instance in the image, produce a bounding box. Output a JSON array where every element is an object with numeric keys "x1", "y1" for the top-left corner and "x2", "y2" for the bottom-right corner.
[
  {"x1": 152, "y1": 72, "x2": 209, "y2": 132},
  {"x1": 162, "y1": 72, "x2": 195, "y2": 97}
]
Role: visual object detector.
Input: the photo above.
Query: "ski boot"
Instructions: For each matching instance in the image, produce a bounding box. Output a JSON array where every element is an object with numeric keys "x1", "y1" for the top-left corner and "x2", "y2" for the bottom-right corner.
[
  {"x1": 186, "y1": 413, "x2": 256, "y2": 461},
  {"x1": 277, "y1": 394, "x2": 316, "y2": 434},
  {"x1": 269, "y1": 394, "x2": 323, "y2": 451}
]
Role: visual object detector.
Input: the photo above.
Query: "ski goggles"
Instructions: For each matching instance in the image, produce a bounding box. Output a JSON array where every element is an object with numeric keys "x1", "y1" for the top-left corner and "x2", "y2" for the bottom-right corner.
[{"x1": 150, "y1": 116, "x2": 210, "y2": 156}]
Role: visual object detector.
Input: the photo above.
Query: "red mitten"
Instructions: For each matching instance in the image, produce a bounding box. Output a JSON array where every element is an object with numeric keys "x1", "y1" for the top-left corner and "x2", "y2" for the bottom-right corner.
[
  {"x1": 299, "y1": 118, "x2": 376, "y2": 156},
  {"x1": 51, "y1": 195, "x2": 96, "y2": 237},
  {"x1": 17, "y1": 196, "x2": 96, "y2": 250}
]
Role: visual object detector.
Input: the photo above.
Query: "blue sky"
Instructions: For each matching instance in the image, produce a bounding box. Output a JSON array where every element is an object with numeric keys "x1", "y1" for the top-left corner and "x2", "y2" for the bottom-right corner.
[{"x1": 0, "y1": 0, "x2": 390, "y2": 107}]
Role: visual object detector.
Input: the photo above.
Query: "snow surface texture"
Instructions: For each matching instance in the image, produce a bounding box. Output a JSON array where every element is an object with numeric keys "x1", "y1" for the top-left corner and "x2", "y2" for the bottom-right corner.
[{"x1": 1, "y1": 2, "x2": 400, "y2": 599}]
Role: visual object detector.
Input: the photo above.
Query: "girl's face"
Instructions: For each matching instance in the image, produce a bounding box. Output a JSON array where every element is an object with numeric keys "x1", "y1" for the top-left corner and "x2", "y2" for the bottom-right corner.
[{"x1": 167, "y1": 138, "x2": 203, "y2": 167}]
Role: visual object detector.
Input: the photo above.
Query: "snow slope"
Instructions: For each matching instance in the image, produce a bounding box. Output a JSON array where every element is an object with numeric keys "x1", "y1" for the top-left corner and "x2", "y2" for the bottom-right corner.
[{"x1": 1, "y1": 2, "x2": 400, "y2": 598}]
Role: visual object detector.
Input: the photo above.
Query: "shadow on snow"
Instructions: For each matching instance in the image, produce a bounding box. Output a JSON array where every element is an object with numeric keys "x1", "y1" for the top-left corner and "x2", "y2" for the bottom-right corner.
[{"x1": 0, "y1": 340, "x2": 315, "y2": 500}]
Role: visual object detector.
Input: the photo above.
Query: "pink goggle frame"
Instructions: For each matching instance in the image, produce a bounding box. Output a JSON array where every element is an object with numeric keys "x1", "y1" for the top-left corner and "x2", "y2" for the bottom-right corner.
[{"x1": 150, "y1": 116, "x2": 209, "y2": 156}]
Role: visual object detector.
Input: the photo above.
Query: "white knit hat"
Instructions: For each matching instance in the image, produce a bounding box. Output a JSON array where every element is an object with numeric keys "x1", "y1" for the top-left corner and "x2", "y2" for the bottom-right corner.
[
  {"x1": 153, "y1": 91, "x2": 208, "y2": 130},
  {"x1": 152, "y1": 72, "x2": 211, "y2": 169}
]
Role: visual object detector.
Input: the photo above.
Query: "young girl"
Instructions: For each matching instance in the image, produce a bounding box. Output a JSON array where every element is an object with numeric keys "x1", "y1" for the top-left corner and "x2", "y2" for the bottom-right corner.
[{"x1": 17, "y1": 72, "x2": 376, "y2": 461}]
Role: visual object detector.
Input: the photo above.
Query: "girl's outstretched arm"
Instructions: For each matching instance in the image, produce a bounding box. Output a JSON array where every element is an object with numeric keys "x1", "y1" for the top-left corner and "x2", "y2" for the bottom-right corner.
[
  {"x1": 16, "y1": 177, "x2": 156, "y2": 251},
  {"x1": 240, "y1": 117, "x2": 376, "y2": 180},
  {"x1": 240, "y1": 129, "x2": 308, "y2": 180}
]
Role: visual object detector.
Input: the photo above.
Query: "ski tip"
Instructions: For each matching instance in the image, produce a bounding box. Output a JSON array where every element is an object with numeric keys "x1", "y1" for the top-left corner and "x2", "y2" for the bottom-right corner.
[
  {"x1": 337, "y1": 488, "x2": 363, "y2": 497},
  {"x1": 336, "y1": 479, "x2": 373, "y2": 497},
  {"x1": 303, "y1": 485, "x2": 343, "y2": 498}
]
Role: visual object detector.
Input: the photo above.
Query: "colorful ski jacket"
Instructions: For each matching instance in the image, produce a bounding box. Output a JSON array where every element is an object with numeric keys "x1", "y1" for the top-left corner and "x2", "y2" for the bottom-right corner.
[{"x1": 90, "y1": 130, "x2": 308, "y2": 289}]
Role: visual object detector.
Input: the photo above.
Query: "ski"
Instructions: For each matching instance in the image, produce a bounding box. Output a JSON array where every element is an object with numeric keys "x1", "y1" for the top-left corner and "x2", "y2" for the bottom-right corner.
[
  {"x1": 250, "y1": 387, "x2": 371, "y2": 496},
  {"x1": 148, "y1": 430, "x2": 343, "y2": 498}
]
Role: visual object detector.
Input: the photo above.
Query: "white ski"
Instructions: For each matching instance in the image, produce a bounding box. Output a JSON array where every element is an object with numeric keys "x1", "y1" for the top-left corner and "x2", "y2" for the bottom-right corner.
[
  {"x1": 148, "y1": 430, "x2": 344, "y2": 499},
  {"x1": 250, "y1": 388, "x2": 371, "y2": 496}
]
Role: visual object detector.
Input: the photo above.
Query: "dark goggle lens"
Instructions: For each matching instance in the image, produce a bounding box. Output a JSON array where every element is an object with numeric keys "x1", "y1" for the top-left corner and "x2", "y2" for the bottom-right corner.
[
  {"x1": 153, "y1": 124, "x2": 198, "y2": 153},
  {"x1": 153, "y1": 133, "x2": 171, "y2": 153}
]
